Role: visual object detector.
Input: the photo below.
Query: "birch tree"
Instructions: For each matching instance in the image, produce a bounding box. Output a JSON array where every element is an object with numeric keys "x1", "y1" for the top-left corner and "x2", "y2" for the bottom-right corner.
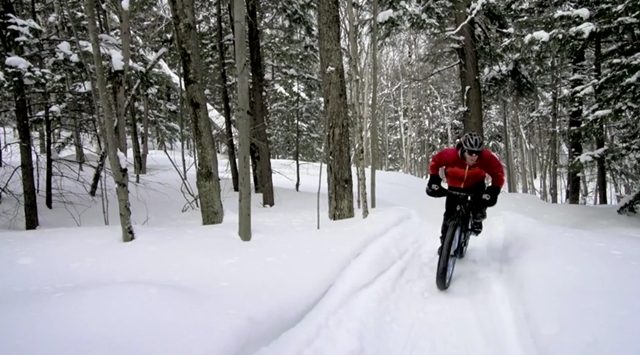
[
  {"x1": 370, "y1": 0, "x2": 380, "y2": 209},
  {"x1": 346, "y1": 0, "x2": 367, "y2": 218},
  {"x1": 85, "y1": 0, "x2": 134, "y2": 242}
]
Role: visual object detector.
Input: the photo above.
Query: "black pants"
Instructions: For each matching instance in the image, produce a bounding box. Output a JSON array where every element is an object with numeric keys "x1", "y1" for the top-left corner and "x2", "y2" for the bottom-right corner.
[{"x1": 440, "y1": 182, "x2": 489, "y2": 238}]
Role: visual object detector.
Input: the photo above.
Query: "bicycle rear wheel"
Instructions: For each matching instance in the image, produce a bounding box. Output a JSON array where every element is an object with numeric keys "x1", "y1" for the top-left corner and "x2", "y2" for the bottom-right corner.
[
  {"x1": 458, "y1": 229, "x2": 471, "y2": 259},
  {"x1": 436, "y1": 221, "x2": 461, "y2": 290}
]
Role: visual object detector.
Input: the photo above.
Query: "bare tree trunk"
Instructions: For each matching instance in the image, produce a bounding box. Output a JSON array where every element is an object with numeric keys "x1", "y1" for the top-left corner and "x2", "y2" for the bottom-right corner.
[
  {"x1": 168, "y1": 0, "x2": 224, "y2": 225},
  {"x1": 550, "y1": 56, "x2": 559, "y2": 203},
  {"x1": 454, "y1": 0, "x2": 483, "y2": 135},
  {"x1": 72, "y1": 107, "x2": 85, "y2": 171},
  {"x1": 540, "y1": 153, "x2": 549, "y2": 202},
  {"x1": 513, "y1": 98, "x2": 529, "y2": 194},
  {"x1": 370, "y1": 0, "x2": 379, "y2": 209},
  {"x1": 178, "y1": 77, "x2": 188, "y2": 178},
  {"x1": 45, "y1": 97, "x2": 52, "y2": 209},
  {"x1": 90, "y1": 151, "x2": 106, "y2": 196},
  {"x1": 594, "y1": 31, "x2": 607, "y2": 205},
  {"x1": 86, "y1": 0, "x2": 134, "y2": 241},
  {"x1": 112, "y1": 0, "x2": 131, "y2": 155},
  {"x1": 1, "y1": 0, "x2": 39, "y2": 229},
  {"x1": 112, "y1": 73, "x2": 127, "y2": 155},
  {"x1": 319, "y1": 0, "x2": 354, "y2": 220},
  {"x1": 398, "y1": 66, "x2": 408, "y2": 172},
  {"x1": 528, "y1": 129, "x2": 537, "y2": 194},
  {"x1": 295, "y1": 100, "x2": 301, "y2": 192},
  {"x1": 233, "y1": 0, "x2": 252, "y2": 240},
  {"x1": 383, "y1": 97, "x2": 389, "y2": 170},
  {"x1": 129, "y1": 106, "x2": 143, "y2": 181},
  {"x1": 404, "y1": 71, "x2": 414, "y2": 173},
  {"x1": 141, "y1": 92, "x2": 149, "y2": 174},
  {"x1": 502, "y1": 99, "x2": 516, "y2": 193},
  {"x1": 346, "y1": 0, "x2": 368, "y2": 218},
  {"x1": 247, "y1": 0, "x2": 274, "y2": 206},
  {"x1": 567, "y1": 43, "x2": 586, "y2": 204},
  {"x1": 62, "y1": 77, "x2": 86, "y2": 171},
  {"x1": 217, "y1": 0, "x2": 238, "y2": 191},
  {"x1": 537, "y1": 117, "x2": 548, "y2": 201},
  {"x1": 581, "y1": 166, "x2": 589, "y2": 202},
  {"x1": 38, "y1": 126, "x2": 45, "y2": 154}
]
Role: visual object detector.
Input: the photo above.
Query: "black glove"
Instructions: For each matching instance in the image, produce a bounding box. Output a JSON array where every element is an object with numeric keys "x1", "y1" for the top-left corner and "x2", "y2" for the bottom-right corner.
[
  {"x1": 426, "y1": 174, "x2": 446, "y2": 197},
  {"x1": 482, "y1": 185, "x2": 500, "y2": 206}
]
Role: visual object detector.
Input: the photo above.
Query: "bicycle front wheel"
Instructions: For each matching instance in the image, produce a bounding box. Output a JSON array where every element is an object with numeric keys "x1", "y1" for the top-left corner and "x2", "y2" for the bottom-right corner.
[{"x1": 436, "y1": 221, "x2": 461, "y2": 290}]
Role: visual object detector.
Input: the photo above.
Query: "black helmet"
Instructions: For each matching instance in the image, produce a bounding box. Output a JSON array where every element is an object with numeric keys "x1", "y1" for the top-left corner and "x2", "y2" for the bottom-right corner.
[{"x1": 461, "y1": 132, "x2": 484, "y2": 151}]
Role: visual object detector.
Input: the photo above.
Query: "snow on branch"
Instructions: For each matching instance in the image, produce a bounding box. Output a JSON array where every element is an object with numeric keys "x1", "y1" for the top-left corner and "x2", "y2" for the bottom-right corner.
[
  {"x1": 618, "y1": 190, "x2": 640, "y2": 216},
  {"x1": 570, "y1": 22, "x2": 595, "y2": 39},
  {"x1": 6, "y1": 14, "x2": 42, "y2": 38},
  {"x1": 447, "y1": 0, "x2": 486, "y2": 36},
  {"x1": 5, "y1": 56, "x2": 32, "y2": 70},
  {"x1": 377, "y1": 9, "x2": 394, "y2": 23},
  {"x1": 554, "y1": 8, "x2": 590, "y2": 20},
  {"x1": 524, "y1": 30, "x2": 550, "y2": 43},
  {"x1": 109, "y1": 49, "x2": 124, "y2": 71}
]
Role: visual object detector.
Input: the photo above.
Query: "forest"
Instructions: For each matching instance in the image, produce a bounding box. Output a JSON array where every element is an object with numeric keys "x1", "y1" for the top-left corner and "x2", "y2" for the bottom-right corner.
[{"x1": 1, "y1": 0, "x2": 639, "y2": 238}]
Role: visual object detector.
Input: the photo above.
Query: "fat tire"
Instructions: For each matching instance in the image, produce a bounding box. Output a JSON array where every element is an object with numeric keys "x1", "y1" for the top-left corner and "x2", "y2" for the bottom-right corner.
[{"x1": 436, "y1": 221, "x2": 459, "y2": 290}]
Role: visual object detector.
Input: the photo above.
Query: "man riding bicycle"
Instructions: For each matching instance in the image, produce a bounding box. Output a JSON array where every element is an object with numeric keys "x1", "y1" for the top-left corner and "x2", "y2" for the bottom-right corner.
[{"x1": 426, "y1": 132, "x2": 505, "y2": 254}]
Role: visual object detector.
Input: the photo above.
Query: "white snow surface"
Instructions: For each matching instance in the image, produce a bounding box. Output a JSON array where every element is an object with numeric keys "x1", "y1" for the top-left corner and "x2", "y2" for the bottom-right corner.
[{"x1": 1, "y1": 149, "x2": 640, "y2": 355}]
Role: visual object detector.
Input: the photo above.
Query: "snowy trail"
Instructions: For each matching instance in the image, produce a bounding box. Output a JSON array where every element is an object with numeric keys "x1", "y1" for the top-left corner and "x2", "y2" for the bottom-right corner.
[
  {"x1": 254, "y1": 206, "x2": 536, "y2": 355},
  {"x1": 253, "y1": 207, "x2": 423, "y2": 355},
  {"x1": 3, "y1": 157, "x2": 640, "y2": 355}
]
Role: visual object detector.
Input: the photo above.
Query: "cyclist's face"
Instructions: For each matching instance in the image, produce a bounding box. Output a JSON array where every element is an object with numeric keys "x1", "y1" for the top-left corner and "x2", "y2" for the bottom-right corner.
[{"x1": 464, "y1": 150, "x2": 479, "y2": 165}]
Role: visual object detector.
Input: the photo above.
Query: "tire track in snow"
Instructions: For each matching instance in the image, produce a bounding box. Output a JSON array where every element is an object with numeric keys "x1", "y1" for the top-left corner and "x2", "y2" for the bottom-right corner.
[
  {"x1": 459, "y1": 211, "x2": 540, "y2": 355},
  {"x1": 255, "y1": 207, "x2": 540, "y2": 355},
  {"x1": 253, "y1": 208, "x2": 423, "y2": 355}
]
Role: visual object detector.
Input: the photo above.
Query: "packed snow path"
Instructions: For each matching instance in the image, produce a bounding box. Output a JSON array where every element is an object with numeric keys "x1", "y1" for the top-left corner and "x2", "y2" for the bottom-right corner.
[
  {"x1": 254, "y1": 207, "x2": 536, "y2": 355},
  {"x1": 253, "y1": 172, "x2": 640, "y2": 355}
]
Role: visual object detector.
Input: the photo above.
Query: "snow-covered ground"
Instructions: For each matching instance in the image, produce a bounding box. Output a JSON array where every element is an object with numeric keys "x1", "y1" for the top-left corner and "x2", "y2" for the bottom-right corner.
[{"x1": 1, "y1": 150, "x2": 639, "y2": 355}]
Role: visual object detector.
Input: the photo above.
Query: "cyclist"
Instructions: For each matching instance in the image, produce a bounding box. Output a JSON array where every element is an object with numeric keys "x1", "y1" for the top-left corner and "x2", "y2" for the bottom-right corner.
[{"x1": 426, "y1": 132, "x2": 505, "y2": 254}]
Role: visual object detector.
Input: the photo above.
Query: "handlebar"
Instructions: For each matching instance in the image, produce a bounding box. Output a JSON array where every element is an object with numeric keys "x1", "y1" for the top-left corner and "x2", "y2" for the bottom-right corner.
[{"x1": 445, "y1": 189, "x2": 472, "y2": 198}]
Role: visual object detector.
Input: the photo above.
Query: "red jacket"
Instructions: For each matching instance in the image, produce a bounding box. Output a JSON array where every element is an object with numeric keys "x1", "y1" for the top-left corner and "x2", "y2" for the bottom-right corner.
[{"x1": 429, "y1": 147, "x2": 505, "y2": 189}]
